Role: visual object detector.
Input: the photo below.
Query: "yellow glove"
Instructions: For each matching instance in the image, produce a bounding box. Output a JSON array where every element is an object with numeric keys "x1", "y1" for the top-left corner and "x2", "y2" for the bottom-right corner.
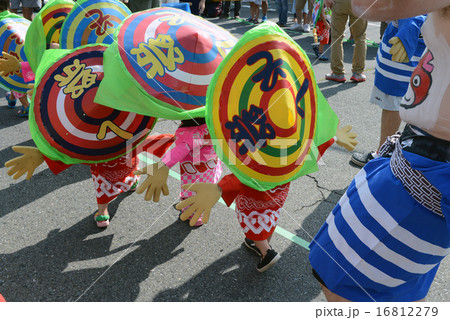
[
  {"x1": 0, "y1": 51, "x2": 21, "y2": 76},
  {"x1": 176, "y1": 183, "x2": 222, "y2": 227},
  {"x1": 5, "y1": 146, "x2": 44, "y2": 180},
  {"x1": 134, "y1": 161, "x2": 170, "y2": 202},
  {"x1": 336, "y1": 125, "x2": 358, "y2": 151},
  {"x1": 389, "y1": 37, "x2": 409, "y2": 63}
]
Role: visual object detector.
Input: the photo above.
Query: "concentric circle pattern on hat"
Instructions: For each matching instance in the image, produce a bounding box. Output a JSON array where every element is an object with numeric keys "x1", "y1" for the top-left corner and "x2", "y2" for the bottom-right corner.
[
  {"x1": 0, "y1": 15, "x2": 30, "y2": 92},
  {"x1": 207, "y1": 24, "x2": 318, "y2": 191},
  {"x1": 41, "y1": 0, "x2": 75, "y2": 46},
  {"x1": 117, "y1": 7, "x2": 237, "y2": 111},
  {"x1": 59, "y1": 0, "x2": 131, "y2": 49},
  {"x1": 32, "y1": 45, "x2": 156, "y2": 163}
]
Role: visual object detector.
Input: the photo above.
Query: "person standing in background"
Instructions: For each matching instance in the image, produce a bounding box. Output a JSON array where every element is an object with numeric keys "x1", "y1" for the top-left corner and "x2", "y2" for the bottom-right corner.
[
  {"x1": 10, "y1": 0, "x2": 41, "y2": 21},
  {"x1": 289, "y1": 0, "x2": 312, "y2": 31},
  {"x1": 221, "y1": 0, "x2": 241, "y2": 19},
  {"x1": 324, "y1": 0, "x2": 368, "y2": 83},
  {"x1": 276, "y1": 0, "x2": 288, "y2": 26},
  {"x1": 129, "y1": 0, "x2": 162, "y2": 12},
  {"x1": 351, "y1": 16, "x2": 427, "y2": 167}
]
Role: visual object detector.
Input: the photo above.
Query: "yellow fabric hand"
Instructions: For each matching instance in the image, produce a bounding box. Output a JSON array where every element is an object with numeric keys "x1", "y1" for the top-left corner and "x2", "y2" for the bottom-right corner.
[
  {"x1": 176, "y1": 183, "x2": 222, "y2": 227},
  {"x1": 389, "y1": 37, "x2": 409, "y2": 63},
  {"x1": 134, "y1": 161, "x2": 170, "y2": 202},
  {"x1": 27, "y1": 83, "x2": 34, "y2": 97},
  {"x1": 336, "y1": 125, "x2": 358, "y2": 151},
  {"x1": 313, "y1": 28, "x2": 319, "y2": 44},
  {"x1": 0, "y1": 51, "x2": 21, "y2": 76},
  {"x1": 5, "y1": 146, "x2": 44, "y2": 180}
]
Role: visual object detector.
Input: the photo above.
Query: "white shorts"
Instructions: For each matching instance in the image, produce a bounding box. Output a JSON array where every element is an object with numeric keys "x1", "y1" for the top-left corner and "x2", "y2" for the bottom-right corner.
[{"x1": 370, "y1": 85, "x2": 402, "y2": 111}]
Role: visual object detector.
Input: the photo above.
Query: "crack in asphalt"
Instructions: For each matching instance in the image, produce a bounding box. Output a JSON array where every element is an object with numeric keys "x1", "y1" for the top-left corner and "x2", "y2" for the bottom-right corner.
[{"x1": 293, "y1": 174, "x2": 346, "y2": 212}]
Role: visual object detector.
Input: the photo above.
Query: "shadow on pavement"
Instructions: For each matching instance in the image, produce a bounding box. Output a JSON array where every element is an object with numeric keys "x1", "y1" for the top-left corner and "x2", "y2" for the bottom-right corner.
[
  {"x1": 0, "y1": 202, "x2": 192, "y2": 301},
  {"x1": 153, "y1": 243, "x2": 319, "y2": 302},
  {"x1": 0, "y1": 161, "x2": 91, "y2": 218}
]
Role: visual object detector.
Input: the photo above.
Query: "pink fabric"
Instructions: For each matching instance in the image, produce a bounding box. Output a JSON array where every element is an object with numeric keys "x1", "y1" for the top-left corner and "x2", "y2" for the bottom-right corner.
[
  {"x1": 43, "y1": 134, "x2": 175, "y2": 205},
  {"x1": 8, "y1": 62, "x2": 34, "y2": 100},
  {"x1": 161, "y1": 123, "x2": 222, "y2": 199},
  {"x1": 20, "y1": 61, "x2": 35, "y2": 82},
  {"x1": 11, "y1": 90, "x2": 26, "y2": 99}
]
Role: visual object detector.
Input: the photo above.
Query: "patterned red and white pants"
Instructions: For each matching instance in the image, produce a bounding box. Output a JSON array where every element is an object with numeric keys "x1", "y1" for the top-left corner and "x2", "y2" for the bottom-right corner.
[{"x1": 89, "y1": 155, "x2": 139, "y2": 204}]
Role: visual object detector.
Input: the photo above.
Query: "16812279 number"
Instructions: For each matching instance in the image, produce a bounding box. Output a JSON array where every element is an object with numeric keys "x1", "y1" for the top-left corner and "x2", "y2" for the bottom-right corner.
[{"x1": 376, "y1": 307, "x2": 438, "y2": 317}]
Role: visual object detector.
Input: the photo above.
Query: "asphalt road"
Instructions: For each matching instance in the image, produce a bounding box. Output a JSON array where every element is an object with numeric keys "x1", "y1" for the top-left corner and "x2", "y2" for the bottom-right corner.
[{"x1": 0, "y1": 7, "x2": 448, "y2": 302}]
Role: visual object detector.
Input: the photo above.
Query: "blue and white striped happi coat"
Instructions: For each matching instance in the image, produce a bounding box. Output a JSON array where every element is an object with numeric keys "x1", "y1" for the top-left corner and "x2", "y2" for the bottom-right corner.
[{"x1": 309, "y1": 151, "x2": 450, "y2": 301}]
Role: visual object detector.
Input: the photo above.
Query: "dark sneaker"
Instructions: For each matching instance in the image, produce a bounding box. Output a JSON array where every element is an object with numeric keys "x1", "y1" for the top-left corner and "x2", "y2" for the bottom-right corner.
[
  {"x1": 325, "y1": 72, "x2": 346, "y2": 82},
  {"x1": 244, "y1": 238, "x2": 261, "y2": 256},
  {"x1": 276, "y1": 22, "x2": 287, "y2": 27},
  {"x1": 351, "y1": 151, "x2": 375, "y2": 167},
  {"x1": 312, "y1": 44, "x2": 320, "y2": 57},
  {"x1": 350, "y1": 72, "x2": 366, "y2": 82},
  {"x1": 257, "y1": 249, "x2": 281, "y2": 272},
  {"x1": 318, "y1": 54, "x2": 329, "y2": 61}
]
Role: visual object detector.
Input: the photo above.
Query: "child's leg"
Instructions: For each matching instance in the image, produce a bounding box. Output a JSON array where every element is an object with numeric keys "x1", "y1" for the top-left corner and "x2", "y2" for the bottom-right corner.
[
  {"x1": 254, "y1": 235, "x2": 272, "y2": 257},
  {"x1": 302, "y1": 11, "x2": 307, "y2": 25},
  {"x1": 97, "y1": 203, "x2": 109, "y2": 216},
  {"x1": 261, "y1": 1, "x2": 268, "y2": 17},
  {"x1": 6, "y1": 91, "x2": 17, "y2": 108},
  {"x1": 18, "y1": 96, "x2": 29, "y2": 107},
  {"x1": 239, "y1": 183, "x2": 289, "y2": 271},
  {"x1": 17, "y1": 95, "x2": 30, "y2": 117},
  {"x1": 250, "y1": 3, "x2": 258, "y2": 20},
  {"x1": 90, "y1": 155, "x2": 138, "y2": 227},
  {"x1": 254, "y1": 234, "x2": 280, "y2": 272},
  {"x1": 94, "y1": 202, "x2": 110, "y2": 228},
  {"x1": 319, "y1": 43, "x2": 325, "y2": 54}
]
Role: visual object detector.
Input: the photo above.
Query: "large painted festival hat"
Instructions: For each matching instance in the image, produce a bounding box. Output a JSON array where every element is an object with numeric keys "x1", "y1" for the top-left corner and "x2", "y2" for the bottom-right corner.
[
  {"x1": 59, "y1": 0, "x2": 131, "y2": 49},
  {"x1": 24, "y1": 0, "x2": 75, "y2": 73},
  {"x1": 0, "y1": 11, "x2": 30, "y2": 93},
  {"x1": 95, "y1": 7, "x2": 237, "y2": 120},
  {"x1": 29, "y1": 45, "x2": 156, "y2": 164},
  {"x1": 206, "y1": 22, "x2": 338, "y2": 191}
]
